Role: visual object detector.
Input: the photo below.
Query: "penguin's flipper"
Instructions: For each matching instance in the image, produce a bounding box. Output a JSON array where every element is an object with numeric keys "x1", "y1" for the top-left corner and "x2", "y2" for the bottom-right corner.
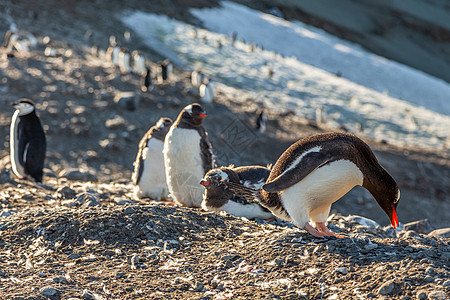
[
  {"x1": 24, "y1": 140, "x2": 45, "y2": 182},
  {"x1": 199, "y1": 128, "x2": 214, "y2": 173},
  {"x1": 132, "y1": 132, "x2": 151, "y2": 185},
  {"x1": 262, "y1": 152, "x2": 331, "y2": 193}
]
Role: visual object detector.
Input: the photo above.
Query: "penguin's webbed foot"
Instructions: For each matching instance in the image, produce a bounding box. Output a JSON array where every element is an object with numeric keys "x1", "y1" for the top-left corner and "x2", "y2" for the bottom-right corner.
[{"x1": 316, "y1": 222, "x2": 345, "y2": 239}]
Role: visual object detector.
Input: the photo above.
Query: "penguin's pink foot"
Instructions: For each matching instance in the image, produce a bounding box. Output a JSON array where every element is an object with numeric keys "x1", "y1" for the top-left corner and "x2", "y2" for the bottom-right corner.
[
  {"x1": 316, "y1": 222, "x2": 345, "y2": 239},
  {"x1": 264, "y1": 217, "x2": 276, "y2": 222},
  {"x1": 303, "y1": 223, "x2": 328, "y2": 238}
]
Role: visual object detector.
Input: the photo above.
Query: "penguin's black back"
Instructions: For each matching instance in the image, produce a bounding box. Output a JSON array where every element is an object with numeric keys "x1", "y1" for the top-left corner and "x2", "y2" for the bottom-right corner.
[{"x1": 18, "y1": 112, "x2": 46, "y2": 182}]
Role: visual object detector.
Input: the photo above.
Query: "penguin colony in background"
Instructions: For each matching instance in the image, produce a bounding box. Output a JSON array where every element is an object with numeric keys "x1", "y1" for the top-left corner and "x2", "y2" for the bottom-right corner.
[
  {"x1": 200, "y1": 165, "x2": 274, "y2": 220},
  {"x1": 226, "y1": 132, "x2": 400, "y2": 238},
  {"x1": 10, "y1": 99, "x2": 46, "y2": 183},
  {"x1": 3, "y1": 28, "x2": 402, "y2": 238},
  {"x1": 132, "y1": 117, "x2": 173, "y2": 200}
]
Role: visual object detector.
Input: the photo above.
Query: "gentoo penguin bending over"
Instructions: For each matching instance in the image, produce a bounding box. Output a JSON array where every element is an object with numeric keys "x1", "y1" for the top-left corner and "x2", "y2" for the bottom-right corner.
[
  {"x1": 200, "y1": 165, "x2": 274, "y2": 220},
  {"x1": 132, "y1": 117, "x2": 173, "y2": 200},
  {"x1": 226, "y1": 133, "x2": 400, "y2": 238},
  {"x1": 164, "y1": 103, "x2": 214, "y2": 207},
  {"x1": 10, "y1": 99, "x2": 46, "y2": 182}
]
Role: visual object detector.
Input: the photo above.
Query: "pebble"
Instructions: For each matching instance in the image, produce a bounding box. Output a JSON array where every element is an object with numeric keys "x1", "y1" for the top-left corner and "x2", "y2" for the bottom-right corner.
[
  {"x1": 40, "y1": 286, "x2": 58, "y2": 296},
  {"x1": 123, "y1": 207, "x2": 136, "y2": 215},
  {"x1": 192, "y1": 281, "x2": 204, "y2": 292},
  {"x1": 105, "y1": 115, "x2": 127, "y2": 130},
  {"x1": 0, "y1": 211, "x2": 14, "y2": 217},
  {"x1": 425, "y1": 267, "x2": 435, "y2": 275},
  {"x1": 116, "y1": 272, "x2": 126, "y2": 279},
  {"x1": 416, "y1": 292, "x2": 427, "y2": 300},
  {"x1": 334, "y1": 267, "x2": 348, "y2": 275},
  {"x1": 403, "y1": 219, "x2": 435, "y2": 234},
  {"x1": 54, "y1": 186, "x2": 77, "y2": 199},
  {"x1": 59, "y1": 169, "x2": 98, "y2": 182},
  {"x1": 68, "y1": 253, "x2": 80, "y2": 260},
  {"x1": 428, "y1": 291, "x2": 447, "y2": 300},
  {"x1": 377, "y1": 280, "x2": 396, "y2": 295}
]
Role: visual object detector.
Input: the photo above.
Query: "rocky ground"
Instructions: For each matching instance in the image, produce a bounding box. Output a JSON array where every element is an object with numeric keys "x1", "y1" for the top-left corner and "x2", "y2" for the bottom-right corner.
[{"x1": 0, "y1": 0, "x2": 449, "y2": 299}]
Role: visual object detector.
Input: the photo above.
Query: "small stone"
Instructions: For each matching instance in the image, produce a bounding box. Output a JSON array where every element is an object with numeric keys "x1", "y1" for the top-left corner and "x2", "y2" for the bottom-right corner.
[
  {"x1": 416, "y1": 291, "x2": 427, "y2": 300},
  {"x1": 364, "y1": 243, "x2": 378, "y2": 251},
  {"x1": 105, "y1": 115, "x2": 127, "y2": 130},
  {"x1": 59, "y1": 169, "x2": 98, "y2": 182},
  {"x1": 130, "y1": 254, "x2": 139, "y2": 268},
  {"x1": 428, "y1": 291, "x2": 446, "y2": 300},
  {"x1": 443, "y1": 280, "x2": 450, "y2": 288},
  {"x1": 68, "y1": 253, "x2": 80, "y2": 260},
  {"x1": 76, "y1": 192, "x2": 101, "y2": 207},
  {"x1": 425, "y1": 267, "x2": 435, "y2": 275},
  {"x1": 123, "y1": 207, "x2": 136, "y2": 215},
  {"x1": 334, "y1": 267, "x2": 348, "y2": 275},
  {"x1": 377, "y1": 280, "x2": 395, "y2": 295},
  {"x1": 404, "y1": 219, "x2": 435, "y2": 234},
  {"x1": 428, "y1": 228, "x2": 450, "y2": 238},
  {"x1": 116, "y1": 272, "x2": 126, "y2": 279},
  {"x1": 40, "y1": 286, "x2": 57, "y2": 296},
  {"x1": 81, "y1": 289, "x2": 95, "y2": 299},
  {"x1": 1, "y1": 211, "x2": 14, "y2": 217},
  {"x1": 54, "y1": 186, "x2": 77, "y2": 199},
  {"x1": 192, "y1": 281, "x2": 204, "y2": 292},
  {"x1": 114, "y1": 91, "x2": 140, "y2": 111}
]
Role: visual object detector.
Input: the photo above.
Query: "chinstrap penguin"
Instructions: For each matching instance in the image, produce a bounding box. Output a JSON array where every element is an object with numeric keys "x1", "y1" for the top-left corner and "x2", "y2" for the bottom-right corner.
[
  {"x1": 132, "y1": 117, "x2": 173, "y2": 200},
  {"x1": 10, "y1": 99, "x2": 47, "y2": 183},
  {"x1": 226, "y1": 132, "x2": 400, "y2": 238},
  {"x1": 164, "y1": 103, "x2": 214, "y2": 208},
  {"x1": 200, "y1": 165, "x2": 274, "y2": 220}
]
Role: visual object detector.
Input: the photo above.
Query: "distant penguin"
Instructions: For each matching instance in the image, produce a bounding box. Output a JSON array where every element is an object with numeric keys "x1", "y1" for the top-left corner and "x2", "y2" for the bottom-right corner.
[
  {"x1": 231, "y1": 32, "x2": 237, "y2": 44},
  {"x1": 191, "y1": 69, "x2": 204, "y2": 87},
  {"x1": 132, "y1": 50, "x2": 146, "y2": 75},
  {"x1": 255, "y1": 110, "x2": 267, "y2": 133},
  {"x1": 200, "y1": 165, "x2": 274, "y2": 220},
  {"x1": 109, "y1": 35, "x2": 117, "y2": 46},
  {"x1": 225, "y1": 133, "x2": 400, "y2": 238},
  {"x1": 199, "y1": 78, "x2": 215, "y2": 104},
  {"x1": 118, "y1": 48, "x2": 131, "y2": 73},
  {"x1": 132, "y1": 117, "x2": 173, "y2": 200},
  {"x1": 111, "y1": 44, "x2": 121, "y2": 66},
  {"x1": 10, "y1": 99, "x2": 46, "y2": 183},
  {"x1": 141, "y1": 68, "x2": 153, "y2": 92},
  {"x1": 159, "y1": 59, "x2": 172, "y2": 82},
  {"x1": 315, "y1": 106, "x2": 325, "y2": 125},
  {"x1": 163, "y1": 103, "x2": 214, "y2": 207},
  {"x1": 44, "y1": 44, "x2": 56, "y2": 57}
]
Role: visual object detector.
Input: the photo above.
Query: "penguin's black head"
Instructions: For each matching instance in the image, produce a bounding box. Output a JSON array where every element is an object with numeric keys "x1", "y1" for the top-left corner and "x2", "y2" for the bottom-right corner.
[
  {"x1": 12, "y1": 98, "x2": 36, "y2": 116},
  {"x1": 180, "y1": 103, "x2": 206, "y2": 126},
  {"x1": 200, "y1": 169, "x2": 230, "y2": 189}
]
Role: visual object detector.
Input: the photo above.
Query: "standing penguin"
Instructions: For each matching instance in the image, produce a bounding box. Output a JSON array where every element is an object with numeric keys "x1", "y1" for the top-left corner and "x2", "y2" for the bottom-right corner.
[
  {"x1": 118, "y1": 47, "x2": 131, "y2": 73},
  {"x1": 199, "y1": 78, "x2": 215, "y2": 104},
  {"x1": 163, "y1": 103, "x2": 214, "y2": 207},
  {"x1": 132, "y1": 50, "x2": 147, "y2": 75},
  {"x1": 226, "y1": 133, "x2": 400, "y2": 238},
  {"x1": 132, "y1": 117, "x2": 173, "y2": 200},
  {"x1": 255, "y1": 110, "x2": 267, "y2": 133},
  {"x1": 158, "y1": 59, "x2": 172, "y2": 82},
  {"x1": 200, "y1": 165, "x2": 274, "y2": 220},
  {"x1": 191, "y1": 69, "x2": 204, "y2": 87},
  {"x1": 140, "y1": 68, "x2": 153, "y2": 92},
  {"x1": 10, "y1": 99, "x2": 46, "y2": 183}
]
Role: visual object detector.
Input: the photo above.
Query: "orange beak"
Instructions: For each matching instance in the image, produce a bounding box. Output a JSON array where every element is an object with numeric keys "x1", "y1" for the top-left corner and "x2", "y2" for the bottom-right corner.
[
  {"x1": 199, "y1": 113, "x2": 206, "y2": 118},
  {"x1": 200, "y1": 180, "x2": 211, "y2": 186},
  {"x1": 391, "y1": 206, "x2": 399, "y2": 229}
]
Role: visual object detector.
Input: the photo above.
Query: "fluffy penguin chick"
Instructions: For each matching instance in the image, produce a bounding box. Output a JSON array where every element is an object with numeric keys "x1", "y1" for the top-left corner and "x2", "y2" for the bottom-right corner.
[
  {"x1": 200, "y1": 165, "x2": 274, "y2": 220},
  {"x1": 132, "y1": 117, "x2": 173, "y2": 200},
  {"x1": 227, "y1": 132, "x2": 400, "y2": 238},
  {"x1": 10, "y1": 99, "x2": 46, "y2": 182},
  {"x1": 163, "y1": 103, "x2": 214, "y2": 207}
]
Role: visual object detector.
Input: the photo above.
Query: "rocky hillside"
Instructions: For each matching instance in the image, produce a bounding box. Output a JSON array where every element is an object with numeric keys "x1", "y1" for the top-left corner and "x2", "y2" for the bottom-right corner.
[{"x1": 0, "y1": 0, "x2": 449, "y2": 299}]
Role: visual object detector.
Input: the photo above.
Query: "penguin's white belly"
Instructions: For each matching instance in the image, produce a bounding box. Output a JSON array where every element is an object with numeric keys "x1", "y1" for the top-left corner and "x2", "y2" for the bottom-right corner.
[
  {"x1": 10, "y1": 111, "x2": 26, "y2": 178},
  {"x1": 164, "y1": 128, "x2": 205, "y2": 207},
  {"x1": 135, "y1": 139, "x2": 168, "y2": 200},
  {"x1": 200, "y1": 84, "x2": 214, "y2": 103},
  {"x1": 280, "y1": 160, "x2": 364, "y2": 227},
  {"x1": 220, "y1": 200, "x2": 273, "y2": 220}
]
